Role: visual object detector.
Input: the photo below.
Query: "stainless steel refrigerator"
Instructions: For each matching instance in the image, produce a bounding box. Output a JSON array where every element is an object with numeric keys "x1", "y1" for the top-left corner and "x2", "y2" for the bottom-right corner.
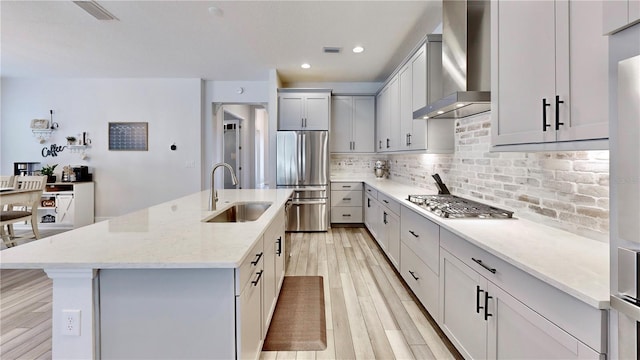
[
  {"x1": 277, "y1": 130, "x2": 329, "y2": 232},
  {"x1": 609, "y1": 23, "x2": 640, "y2": 360}
]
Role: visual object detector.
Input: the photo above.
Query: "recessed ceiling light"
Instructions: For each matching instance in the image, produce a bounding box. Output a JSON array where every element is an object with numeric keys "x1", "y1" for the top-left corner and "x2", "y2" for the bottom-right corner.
[
  {"x1": 301, "y1": 63, "x2": 311, "y2": 69},
  {"x1": 353, "y1": 46, "x2": 364, "y2": 53},
  {"x1": 208, "y1": 6, "x2": 223, "y2": 16},
  {"x1": 456, "y1": 103, "x2": 465, "y2": 108},
  {"x1": 423, "y1": 116, "x2": 429, "y2": 119},
  {"x1": 437, "y1": 110, "x2": 444, "y2": 115}
]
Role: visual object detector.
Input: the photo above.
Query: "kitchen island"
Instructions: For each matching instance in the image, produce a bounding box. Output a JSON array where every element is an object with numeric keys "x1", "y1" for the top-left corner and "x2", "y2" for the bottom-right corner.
[{"x1": 0, "y1": 188, "x2": 293, "y2": 360}]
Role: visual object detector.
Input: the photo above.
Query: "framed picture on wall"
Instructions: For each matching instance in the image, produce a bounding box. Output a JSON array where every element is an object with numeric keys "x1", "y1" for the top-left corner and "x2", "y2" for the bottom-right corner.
[{"x1": 108, "y1": 122, "x2": 148, "y2": 151}]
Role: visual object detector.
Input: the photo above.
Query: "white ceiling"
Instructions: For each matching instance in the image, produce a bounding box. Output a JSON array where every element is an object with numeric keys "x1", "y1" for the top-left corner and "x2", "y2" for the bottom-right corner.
[{"x1": 1, "y1": 1, "x2": 442, "y2": 83}]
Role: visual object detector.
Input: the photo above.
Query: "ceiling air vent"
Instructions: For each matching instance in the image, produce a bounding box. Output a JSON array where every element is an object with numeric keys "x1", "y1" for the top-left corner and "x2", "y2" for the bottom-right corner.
[
  {"x1": 323, "y1": 47, "x2": 342, "y2": 54},
  {"x1": 73, "y1": 1, "x2": 119, "y2": 21}
]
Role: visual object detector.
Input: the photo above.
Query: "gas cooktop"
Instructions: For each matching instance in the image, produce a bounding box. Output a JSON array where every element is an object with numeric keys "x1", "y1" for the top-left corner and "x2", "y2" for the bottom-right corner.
[{"x1": 407, "y1": 195, "x2": 514, "y2": 219}]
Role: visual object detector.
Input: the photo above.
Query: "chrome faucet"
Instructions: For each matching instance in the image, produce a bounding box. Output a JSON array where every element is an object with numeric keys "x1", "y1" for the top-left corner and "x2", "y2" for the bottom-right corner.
[{"x1": 209, "y1": 162, "x2": 238, "y2": 211}]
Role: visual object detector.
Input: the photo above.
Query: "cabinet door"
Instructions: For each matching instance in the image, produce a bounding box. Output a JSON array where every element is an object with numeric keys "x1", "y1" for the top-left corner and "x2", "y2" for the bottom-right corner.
[
  {"x1": 364, "y1": 194, "x2": 380, "y2": 240},
  {"x1": 331, "y1": 96, "x2": 354, "y2": 152},
  {"x1": 556, "y1": 0, "x2": 609, "y2": 142},
  {"x1": 440, "y1": 249, "x2": 488, "y2": 360},
  {"x1": 304, "y1": 94, "x2": 330, "y2": 130},
  {"x1": 492, "y1": 0, "x2": 557, "y2": 145},
  {"x1": 411, "y1": 44, "x2": 427, "y2": 112},
  {"x1": 387, "y1": 76, "x2": 401, "y2": 151},
  {"x1": 352, "y1": 96, "x2": 375, "y2": 152},
  {"x1": 487, "y1": 282, "x2": 600, "y2": 360},
  {"x1": 55, "y1": 194, "x2": 74, "y2": 225},
  {"x1": 279, "y1": 94, "x2": 305, "y2": 130},
  {"x1": 376, "y1": 87, "x2": 390, "y2": 152},
  {"x1": 237, "y1": 277, "x2": 262, "y2": 360},
  {"x1": 385, "y1": 210, "x2": 400, "y2": 270},
  {"x1": 399, "y1": 63, "x2": 413, "y2": 151}
]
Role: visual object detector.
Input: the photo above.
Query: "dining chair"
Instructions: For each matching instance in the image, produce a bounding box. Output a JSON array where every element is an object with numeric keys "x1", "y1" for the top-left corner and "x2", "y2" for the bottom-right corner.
[
  {"x1": 0, "y1": 175, "x2": 15, "y2": 189},
  {"x1": 1, "y1": 175, "x2": 47, "y2": 247}
]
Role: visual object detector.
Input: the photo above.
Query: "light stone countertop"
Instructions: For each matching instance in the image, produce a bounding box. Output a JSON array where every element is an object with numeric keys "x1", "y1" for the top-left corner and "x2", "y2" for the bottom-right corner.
[
  {"x1": 0, "y1": 189, "x2": 293, "y2": 269},
  {"x1": 331, "y1": 175, "x2": 610, "y2": 309}
]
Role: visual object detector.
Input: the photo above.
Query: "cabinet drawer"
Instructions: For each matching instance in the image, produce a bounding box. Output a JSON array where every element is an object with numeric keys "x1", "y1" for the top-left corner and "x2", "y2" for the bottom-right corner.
[
  {"x1": 331, "y1": 207, "x2": 363, "y2": 223},
  {"x1": 235, "y1": 239, "x2": 264, "y2": 295},
  {"x1": 331, "y1": 190, "x2": 363, "y2": 207},
  {"x1": 331, "y1": 182, "x2": 363, "y2": 191},
  {"x1": 401, "y1": 206, "x2": 440, "y2": 274},
  {"x1": 378, "y1": 193, "x2": 400, "y2": 215},
  {"x1": 400, "y1": 242, "x2": 439, "y2": 316},
  {"x1": 440, "y1": 228, "x2": 606, "y2": 352},
  {"x1": 364, "y1": 184, "x2": 378, "y2": 199}
]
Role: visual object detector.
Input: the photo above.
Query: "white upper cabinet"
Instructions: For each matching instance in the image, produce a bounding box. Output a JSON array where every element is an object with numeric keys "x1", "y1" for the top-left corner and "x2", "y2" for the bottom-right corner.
[
  {"x1": 376, "y1": 36, "x2": 453, "y2": 153},
  {"x1": 331, "y1": 96, "x2": 375, "y2": 153},
  {"x1": 603, "y1": 0, "x2": 640, "y2": 35},
  {"x1": 278, "y1": 90, "x2": 331, "y2": 130},
  {"x1": 491, "y1": 0, "x2": 609, "y2": 149}
]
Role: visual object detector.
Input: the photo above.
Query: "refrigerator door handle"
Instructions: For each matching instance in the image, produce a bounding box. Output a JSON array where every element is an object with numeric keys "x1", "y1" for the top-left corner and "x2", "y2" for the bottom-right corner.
[
  {"x1": 301, "y1": 133, "x2": 307, "y2": 182},
  {"x1": 296, "y1": 133, "x2": 303, "y2": 182}
]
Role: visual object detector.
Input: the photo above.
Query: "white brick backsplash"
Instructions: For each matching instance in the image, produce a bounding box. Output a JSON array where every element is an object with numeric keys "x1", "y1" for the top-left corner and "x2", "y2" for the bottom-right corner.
[{"x1": 331, "y1": 112, "x2": 610, "y2": 241}]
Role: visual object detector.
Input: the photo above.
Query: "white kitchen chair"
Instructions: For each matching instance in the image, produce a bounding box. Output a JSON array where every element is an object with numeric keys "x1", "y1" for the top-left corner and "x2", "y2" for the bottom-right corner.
[
  {"x1": 0, "y1": 175, "x2": 15, "y2": 189},
  {"x1": 1, "y1": 175, "x2": 47, "y2": 247}
]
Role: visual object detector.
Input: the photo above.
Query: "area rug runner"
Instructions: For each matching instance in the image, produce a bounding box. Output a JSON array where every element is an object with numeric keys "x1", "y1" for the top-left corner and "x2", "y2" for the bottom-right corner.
[{"x1": 263, "y1": 276, "x2": 327, "y2": 351}]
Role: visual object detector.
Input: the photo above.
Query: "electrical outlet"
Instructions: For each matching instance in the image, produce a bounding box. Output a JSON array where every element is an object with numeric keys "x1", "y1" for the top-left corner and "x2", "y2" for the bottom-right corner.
[{"x1": 62, "y1": 309, "x2": 81, "y2": 336}]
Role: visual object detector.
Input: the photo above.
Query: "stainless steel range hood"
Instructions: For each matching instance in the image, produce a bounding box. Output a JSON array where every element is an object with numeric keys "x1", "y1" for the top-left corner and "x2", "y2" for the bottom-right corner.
[{"x1": 413, "y1": 0, "x2": 491, "y2": 120}]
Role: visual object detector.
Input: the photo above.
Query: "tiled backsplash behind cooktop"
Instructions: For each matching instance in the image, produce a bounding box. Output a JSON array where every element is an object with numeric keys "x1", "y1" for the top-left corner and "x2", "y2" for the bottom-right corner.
[{"x1": 331, "y1": 112, "x2": 609, "y2": 242}]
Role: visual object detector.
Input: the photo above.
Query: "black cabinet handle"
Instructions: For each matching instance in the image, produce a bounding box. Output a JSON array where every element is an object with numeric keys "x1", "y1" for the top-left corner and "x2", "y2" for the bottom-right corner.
[
  {"x1": 367, "y1": 198, "x2": 371, "y2": 208},
  {"x1": 407, "y1": 133, "x2": 412, "y2": 146},
  {"x1": 409, "y1": 270, "x2": 419, "y2": 280},
  {"x1": 408, "y1": 230, "x2": 419, "y2": 238},
  {"x1": 383, "y1": 199, "x2": 389, "y2": 204},
  {"x1": 386, "y1": 138, "x2": 390, "y2": 148},
  {"x1": 251, "y1": 252, "x2": 263, "y2": 266},
  {"x1": 251, "y1": 270, "x2": 263, "y2": 286},
  {"x1": 379, "y1": 140, "x2": 382, "y2": 149},
  {"x1": 542, "y1": 98, "x2": 551, "y2": 131},
  {"x1": 342, "y1": 185, "x2": 352, "y2": 188},
  {"x1": 484, "y1": 291, "x2": 493, "y2": 321},
  {"x1": 342, "y1": 214, "x2": 352, "y2": 217},
  {"x1": 555, "y1": 95, "x2": 565, "y2": 130},
  {"x1": 343, "y1": 197, "x2": 351, "y2": 201},
  {"x1": 276, "y1": 237, "x2": 282, "y2": 256},
  {"x1": 383, "y1": 211, "x2": 388, "y2": 224},
  {"x1": 472, "y1": 258, "x2": 496, "y2": 274},
  {"x1": 476, "y1": 286, "x2": 484, "y2": 314}
]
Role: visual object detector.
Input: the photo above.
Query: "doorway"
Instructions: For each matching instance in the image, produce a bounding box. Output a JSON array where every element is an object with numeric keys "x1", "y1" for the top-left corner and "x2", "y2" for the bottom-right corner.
[{"x1": 214, "y1": 103, "x2": 269, "y2": 190}]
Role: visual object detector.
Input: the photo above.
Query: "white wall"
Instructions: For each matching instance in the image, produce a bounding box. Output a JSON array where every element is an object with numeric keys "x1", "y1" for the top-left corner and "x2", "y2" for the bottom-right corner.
[{"x1": 1, "y1": 78, "x2": 203, "y2": 220}]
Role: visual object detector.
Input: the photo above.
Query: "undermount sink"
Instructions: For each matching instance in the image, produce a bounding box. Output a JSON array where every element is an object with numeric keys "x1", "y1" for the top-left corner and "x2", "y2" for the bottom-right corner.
[{"x1": 205, "y1": 202, "x2": 272, "y2": 223}]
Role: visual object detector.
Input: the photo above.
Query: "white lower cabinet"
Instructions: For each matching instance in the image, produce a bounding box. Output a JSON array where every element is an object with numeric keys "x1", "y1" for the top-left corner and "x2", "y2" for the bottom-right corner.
[
  {"x1": 36, "y1": 182, "x2": 94, "y2": 229},
  {"x1": 99, "y1": 208, "x2": 286, "y2": 360},
  {"x1": 487, "y1": 282, "x2": 599, "y2": 360},
  {"x1": 400, "y1": 242, "x2": 439, "y2": 317},
  {"x1": 363, "y1": 190, "x2": 399, "y2": 270},
  {"x1": 262, "y1": 210, "x2": 285, "y2": 338},
  {"x1": 364, "y1": 192, "x2": 380, "y2": 240},
  {"x1": 400, "y1": 206, "x2": 440, "y2": 317},
  {"x1": 330, "y1": 182, "x2": 363, "y2": 223},
  {"x1": 439, "y1": 229, "x2": 603, "y2": 360}
]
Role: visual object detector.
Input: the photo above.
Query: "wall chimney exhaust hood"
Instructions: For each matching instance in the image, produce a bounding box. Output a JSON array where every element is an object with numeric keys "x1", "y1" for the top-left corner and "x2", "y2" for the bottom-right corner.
[{"x1": 414, "y1": 0, "x2": 491, "y2": 120}]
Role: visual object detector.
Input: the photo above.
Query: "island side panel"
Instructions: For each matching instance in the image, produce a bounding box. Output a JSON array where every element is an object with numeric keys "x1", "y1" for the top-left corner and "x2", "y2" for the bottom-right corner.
[{"x1": 99, "y1": 268, "x2": 236, "y2": 359}]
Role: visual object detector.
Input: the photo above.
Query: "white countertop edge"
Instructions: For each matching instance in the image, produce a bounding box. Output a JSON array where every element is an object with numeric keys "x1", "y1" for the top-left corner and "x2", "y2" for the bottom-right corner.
[
  {"x1": 0, "y1": 189, "x2": 294, "y2": 270},
  {"x1": 331, "y1": 175, "x2": 610, "y2": 309}
]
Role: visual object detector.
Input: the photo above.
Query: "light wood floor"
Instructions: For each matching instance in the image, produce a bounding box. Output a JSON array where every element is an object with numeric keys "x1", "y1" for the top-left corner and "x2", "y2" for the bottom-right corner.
[
  {"x1": 262, "y1": 227, "x2": 460, "y2": 360},
  {"x1": 0, "y1": 228, "x2": 459, "y2": 360}
]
